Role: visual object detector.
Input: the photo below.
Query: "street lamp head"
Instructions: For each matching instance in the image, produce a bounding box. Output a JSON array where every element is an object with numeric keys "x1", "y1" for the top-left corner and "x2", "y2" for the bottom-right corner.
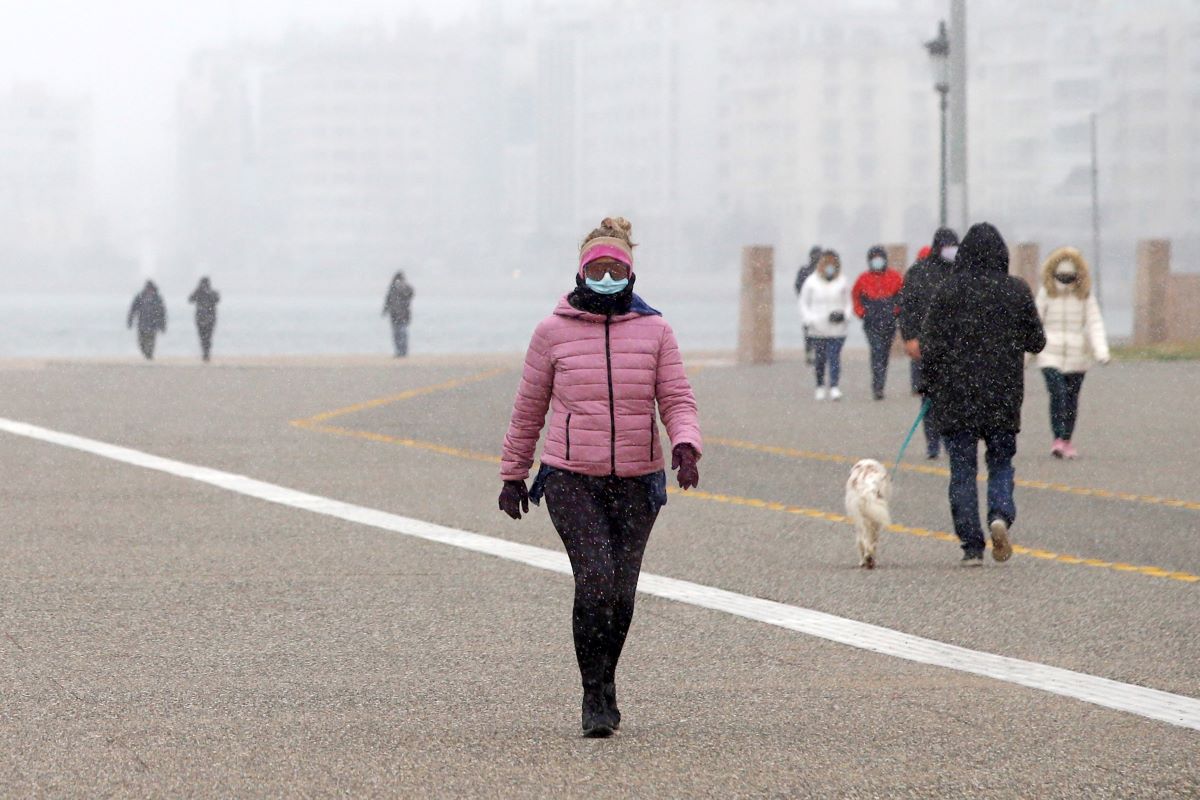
[{"x1": 925, "y1": 20, "x2": 950, "y2": 93}]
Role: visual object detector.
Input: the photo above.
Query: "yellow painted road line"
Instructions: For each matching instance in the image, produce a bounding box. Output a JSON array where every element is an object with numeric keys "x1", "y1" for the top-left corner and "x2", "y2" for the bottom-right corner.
[
  {"x1": 296, "y1": 419, "x2": 1200, "y2": 585},
  {"x1": 293, "y1": 367, "x2": 510, "y2": 426},
  {"x1": 288, "y1": 370, "x2": 1198, "y2": 586},
  {"x1": 292, "y1": 421, "x2": 502, "y2": 465},
  {"x1": 706, "y1": 436, "x2": 1200, "y2": 513},
  {"x1": 666, "y1": 486, "x2": 1199, "y2": 585}
]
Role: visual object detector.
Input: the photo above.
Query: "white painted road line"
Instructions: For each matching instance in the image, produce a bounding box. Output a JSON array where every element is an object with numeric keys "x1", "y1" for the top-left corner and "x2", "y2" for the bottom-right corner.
[{"x1": 2, "y1": 415, "x2": 1198, "y2": 733}]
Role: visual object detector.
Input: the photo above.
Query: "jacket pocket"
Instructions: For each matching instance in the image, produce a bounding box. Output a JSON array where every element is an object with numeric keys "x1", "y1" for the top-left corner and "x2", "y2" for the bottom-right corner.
[{"x1": 565, "y1": 413, "x2": 572, "y2": 461}]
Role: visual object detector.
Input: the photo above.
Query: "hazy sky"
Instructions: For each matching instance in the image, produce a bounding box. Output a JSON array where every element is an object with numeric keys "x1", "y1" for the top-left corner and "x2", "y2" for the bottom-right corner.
[{"x1": 0, "y1": 0, "x2": 480, "y2": 243}]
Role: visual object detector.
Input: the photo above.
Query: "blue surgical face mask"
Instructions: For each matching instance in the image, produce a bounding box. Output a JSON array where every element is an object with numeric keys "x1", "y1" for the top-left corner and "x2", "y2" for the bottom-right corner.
[
  {"x1": 584, "y1": 273, "x2": 630, "y2": 295},
  {"x1": 941, "y1": 246, "x2": 959, "y2": 262},
  {"x1": 869, "y1": 257, "x2": 886, "y2": 271},
  {"x1": 823, "y1": 266, "x2": 837, "y2": 279}
]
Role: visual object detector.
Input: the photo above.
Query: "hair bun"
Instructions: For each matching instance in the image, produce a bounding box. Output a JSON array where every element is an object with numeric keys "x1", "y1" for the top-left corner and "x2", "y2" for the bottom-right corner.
[{"x1": 601, "y1": 217, "x2": 632, "y2": 236}]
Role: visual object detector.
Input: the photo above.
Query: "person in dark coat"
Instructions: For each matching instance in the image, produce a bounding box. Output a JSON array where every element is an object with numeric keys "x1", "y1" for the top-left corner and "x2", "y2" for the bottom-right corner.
[
  {"x1": 127, "y1": 280, "x2": 167, "y2": 360},
  {"x1": 920, "y1": 222, "x2": 1046, "y2": 566},
  {"x1": 188, "y1": 277, "x2": 220, "y2": 362},
  {"x1": 898, "y1": 227, "x2": 959, "y2": 457},
  {"x1": 852, "y1": 245, "x2": 904, "y2": 400},
  {"x1": 382, "y1": 271, "x2": 415, "y2": 357},
  {"x1": 795, "y1": 246, "x2": 822, "y2": 365}
]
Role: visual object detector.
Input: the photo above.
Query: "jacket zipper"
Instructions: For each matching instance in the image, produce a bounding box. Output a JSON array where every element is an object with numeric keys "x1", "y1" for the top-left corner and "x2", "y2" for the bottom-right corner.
[
  {"x1": 605, "y1": 317, "x2": 616, "y2": 476},
  {"x1": 1062, "y1": 296, "x2": 1069, "y2": 364},
  {"x1": 565, "y1": 413, "x2": 572, "y2": 461},
  {"x1": 649, "y1": 415, "x2": 655, "y2": 461}
]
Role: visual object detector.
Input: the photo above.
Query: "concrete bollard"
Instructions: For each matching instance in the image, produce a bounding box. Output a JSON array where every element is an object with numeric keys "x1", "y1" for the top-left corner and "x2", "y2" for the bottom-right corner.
[
  {"x1": 738, "y1": 246, "x2": 774, "y2": 364},
  {"x1": 885, "y1": 244, "x2": 910, "y2": 275},
  {"x1": 1013, "y1": 243, "x2": 1040, "y2": 289},
  {"x1": 1134, "y1": 239, "x2": 1170, "y2": 345}
]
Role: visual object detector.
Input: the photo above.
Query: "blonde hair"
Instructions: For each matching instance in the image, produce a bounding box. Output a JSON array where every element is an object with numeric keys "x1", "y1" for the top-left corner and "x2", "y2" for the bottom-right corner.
[{"x1": 582, "y1": 217, "x2": 635, "y2": 249}]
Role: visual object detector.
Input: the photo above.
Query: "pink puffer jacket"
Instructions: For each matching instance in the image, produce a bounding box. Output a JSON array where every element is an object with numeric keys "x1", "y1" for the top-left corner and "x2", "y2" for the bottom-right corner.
[{"x1": 501, "y1": 295, "x2": 702, "y2": 481}]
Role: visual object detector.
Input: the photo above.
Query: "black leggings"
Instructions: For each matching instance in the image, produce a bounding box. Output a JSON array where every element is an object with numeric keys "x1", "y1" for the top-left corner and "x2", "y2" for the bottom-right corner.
[
  {"x1": 1042, "y1": 368, "x2": 1086, "y2": 441},
  {"x1": 543, "y1": 471, "x2": 659, "y2": 692}
]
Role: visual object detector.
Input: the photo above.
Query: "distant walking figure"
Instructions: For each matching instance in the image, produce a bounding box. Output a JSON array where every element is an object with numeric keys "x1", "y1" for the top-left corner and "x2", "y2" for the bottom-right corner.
[
  {"x1": 920, "y1": 223, "x2": 1046, "y2": 566},
  {"x1": 188, "y1": 277, "x2": 220, "y2": 362},
  {"x1": 794, "y1": 246, "x2": 823, "y2": 365},
  {"x1": 898, "y1": 228, "x2": 959, "y2": 457},
  {"x1": 498, "y1": 217, "x2": 702, "y2": 738},
  {"x1": 382, "y1": 271, "x2": 415, "y2": 357},
  {"x1": 852, "y1": 245, "x2": 904, "y2": 400},
  {"x1": 1035, "y1": 247, "x2": 1110, "y2": 459},
  {"x1": 799, "y1": 250, "x2": 853, "y2": 401},
  {"x1": 127, "y1": 280, "x2": 167, "y2": 360}
]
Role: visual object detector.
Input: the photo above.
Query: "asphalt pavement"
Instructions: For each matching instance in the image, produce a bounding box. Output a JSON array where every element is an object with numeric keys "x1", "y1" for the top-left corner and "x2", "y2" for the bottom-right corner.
[{"x1": 1, "y1": 352, "x2": 1197, "y2": 797}]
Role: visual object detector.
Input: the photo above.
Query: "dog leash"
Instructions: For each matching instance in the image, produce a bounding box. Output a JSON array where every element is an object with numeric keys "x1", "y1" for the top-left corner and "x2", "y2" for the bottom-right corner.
[{"x1": 892, "y1": 398, "x2": 931, "y2": 476}]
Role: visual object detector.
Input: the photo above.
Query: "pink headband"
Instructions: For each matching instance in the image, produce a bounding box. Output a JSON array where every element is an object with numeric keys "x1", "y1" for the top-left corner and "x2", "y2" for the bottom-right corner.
[{"x1": 579, "y1": 243, "x2": 633, "y2": 270}]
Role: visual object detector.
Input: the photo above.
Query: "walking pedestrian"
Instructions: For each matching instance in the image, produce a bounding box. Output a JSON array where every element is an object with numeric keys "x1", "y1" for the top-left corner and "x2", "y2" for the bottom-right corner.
[
  {"x1": 382, "y1": 271, "x2": 415, "y2": 357},
  {"x1": 907, "y1": 245, "x2": 933, "y2": 396},
  {"x1": 795, "y1": 246, "x2": 823, "y2": 365},
  {"x1": 127, "y1": 280, "x2": 167, "y2": 360},
  {"x1": 799, "y1": 249, "x2": 853, "y2": 401},
  {"x1": 188, "y1": 277, "x2": 220, "y2": 362},
  {"x1": 920, "y1": 223, "x2": 1046, "y2": 566},
  {"x1": 498, "y1": 217, "x2": 702, "y2": 738},
  {"x1": 1035, "y1": 247, "x2": 1110, "y2": 459},
  {"x1": 852, "y1": 245, "x2": 904, "y2": 400},
  {"x1": 898, "y1": 228, "x2": 959, "y2": 456}
]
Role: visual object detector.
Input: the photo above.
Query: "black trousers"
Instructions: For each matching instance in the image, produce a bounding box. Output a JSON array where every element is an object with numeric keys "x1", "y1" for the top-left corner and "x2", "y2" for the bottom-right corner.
[
  {"x1": 137, "y1": 330, "x2": 156, "y2": 360},
  {"x1": 865, "y1": 324, "x2": 895, "y2": 395},
  {"x1": 198, "y1": 322, "x2": 215, "y2": 361},
  {"x1": 543, "y1": 471, "x2": 659, "y2": 692},
  {"x1": 1042, "y1": 368, "x2": 1086, "y2": 441}
]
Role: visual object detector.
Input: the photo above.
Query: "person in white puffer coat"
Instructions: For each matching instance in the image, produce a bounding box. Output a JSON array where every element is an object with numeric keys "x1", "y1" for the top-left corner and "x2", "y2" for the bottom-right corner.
[
  {"x1": 800, "y1": 249, "x2": 855, "y2": 401},
  {"x1": 1035, "y1": 247, "x2": 1110, "y2": 459}
]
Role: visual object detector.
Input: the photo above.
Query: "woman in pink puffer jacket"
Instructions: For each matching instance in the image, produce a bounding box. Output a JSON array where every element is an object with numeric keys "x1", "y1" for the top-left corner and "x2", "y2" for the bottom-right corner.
[{"x1": 498, "y1": 217, "x2": 702, "y2": 738}]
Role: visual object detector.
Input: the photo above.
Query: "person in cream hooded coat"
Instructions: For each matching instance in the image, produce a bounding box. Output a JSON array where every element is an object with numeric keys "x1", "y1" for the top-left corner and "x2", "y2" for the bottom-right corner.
[{"x1": 1035, "y1": 247, "x2": 1110, "y2": 459}]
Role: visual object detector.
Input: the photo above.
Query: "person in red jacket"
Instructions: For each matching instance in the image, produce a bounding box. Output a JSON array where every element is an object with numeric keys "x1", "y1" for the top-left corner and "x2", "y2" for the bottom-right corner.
[{"x1": 852, "y1": 245, "x2": 904, "y2": 400}]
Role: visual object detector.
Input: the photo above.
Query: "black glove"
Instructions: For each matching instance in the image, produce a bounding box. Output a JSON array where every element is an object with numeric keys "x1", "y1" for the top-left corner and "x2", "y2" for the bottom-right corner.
[
  {"x1": 671, "y1": 444, "x2": 700, "y2": 491},
  {"x1": 828, "y1": 310, "x2": 845, "y2": 324},
  {"x1": 498, "y1": 480, "x2": 529, "y2": 520}
]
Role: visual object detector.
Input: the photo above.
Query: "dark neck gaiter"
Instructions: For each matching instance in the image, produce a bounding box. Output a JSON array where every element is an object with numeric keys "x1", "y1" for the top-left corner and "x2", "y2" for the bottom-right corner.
[{"x1": 567, "y1": 274, "x2": 636, "y2": 316}]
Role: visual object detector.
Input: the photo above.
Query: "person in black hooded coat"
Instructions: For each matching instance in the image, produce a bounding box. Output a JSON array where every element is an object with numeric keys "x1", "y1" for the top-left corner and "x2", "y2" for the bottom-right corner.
[
  {"x1": 898, "y1": 227, "x2": 959, "y2": 457},
  {"x1": 127, "y1": 280, "x2": 167, "y2": 360},
  {"x1": 920, "y1": 222, "x2": 1046, "y2": 564}
]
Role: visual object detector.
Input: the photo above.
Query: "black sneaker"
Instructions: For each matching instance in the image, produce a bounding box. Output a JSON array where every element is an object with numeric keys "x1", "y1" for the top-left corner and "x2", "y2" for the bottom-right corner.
[
  {"x1": 581, "y1": 691, "x2": 614, "y2": 738},
  {"x1": 960, "y1": 551, "x2": 985, "y2": 567},
  {"x1": 873, "y1": 390, "x2": 885, "y2": 401},
  {"x1": 603, "y1": 682, "x2": 621, "y2": 731}
]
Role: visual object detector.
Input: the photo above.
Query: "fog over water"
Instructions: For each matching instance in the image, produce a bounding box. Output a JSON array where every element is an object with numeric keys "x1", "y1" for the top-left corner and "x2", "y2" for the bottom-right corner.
[{"x1": 2, "y1": 0, "x2": 1194, "y2": 356}]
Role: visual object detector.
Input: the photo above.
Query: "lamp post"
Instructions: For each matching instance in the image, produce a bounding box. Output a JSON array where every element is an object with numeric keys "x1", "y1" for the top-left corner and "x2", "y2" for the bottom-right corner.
[{"x1": 926, "y1": 20, "x2": 950, "y2": 228}]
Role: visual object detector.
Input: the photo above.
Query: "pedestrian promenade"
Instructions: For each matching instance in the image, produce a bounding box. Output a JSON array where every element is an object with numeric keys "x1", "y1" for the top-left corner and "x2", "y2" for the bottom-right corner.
[{"x1": 2, "y1": 354, "x2": 1197, "y2": 796}]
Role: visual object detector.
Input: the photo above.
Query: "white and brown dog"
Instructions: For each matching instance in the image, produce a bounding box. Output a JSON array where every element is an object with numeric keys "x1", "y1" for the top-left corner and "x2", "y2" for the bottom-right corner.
[{"x1": 845, "y1": 459, "x2": 892, "y2": 569}]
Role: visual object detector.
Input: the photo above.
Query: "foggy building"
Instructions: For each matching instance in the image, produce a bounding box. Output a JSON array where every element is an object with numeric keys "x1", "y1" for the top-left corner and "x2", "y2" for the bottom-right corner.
[
  {"x1": 971, "y1": 0, "x2": 1200, "y2": 297},
  {"x1": 177, "y1": 24, "x2": 503, "y2": 291},
  {"x1": 0, "y1": 86, "x2": 104, "y2": 285},
  {"x1": 712, "y1": 0, "x2": 943, "y2": 268},
  {"x1": 530, "y1": 4, "x2": 692, "y2": 271}
]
